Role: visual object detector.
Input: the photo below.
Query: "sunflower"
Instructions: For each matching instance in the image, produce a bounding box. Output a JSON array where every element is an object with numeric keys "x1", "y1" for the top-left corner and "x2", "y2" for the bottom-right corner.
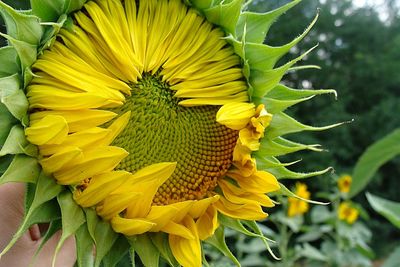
[
  {"x1": 338, "y1": 201, "x2": 359, "y2": 224},
  {"x1": 287, "y1": 182, "x2": 310, "y2": 217},
  {"x1": 0, "y1": 0, "x2": 337, "y2": 266},
  {"x1": 337, "y1": 174, "x2": 352, "y2": 193}
]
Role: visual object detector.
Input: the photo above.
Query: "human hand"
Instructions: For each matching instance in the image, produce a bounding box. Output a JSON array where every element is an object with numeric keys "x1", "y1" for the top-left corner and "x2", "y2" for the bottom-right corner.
[{"x1": 0, "y1": 183, "x2": 76, "y2": 267}]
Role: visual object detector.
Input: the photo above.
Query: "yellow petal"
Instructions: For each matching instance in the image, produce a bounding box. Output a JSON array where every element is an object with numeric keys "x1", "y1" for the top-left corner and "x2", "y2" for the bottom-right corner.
[
  {"x1": 25, "y1": 115, "x2": 68, "y2": 145},
  {"x1": 97, "y1": 191, "x2": 142, "y2": 220},
  {"x1": 73, "y1": 171, "x2": 132, "y2": 207},
  {"x1": 162, "y1": 221, "x2": 194, "y2": 240},
  {"x1": 196, "y1": 205, "x2": 219, "y2": 240},
  {"x1": 146, "y1": 205, "x2": 179, "y2": 232},
  {"x1": 214, "y1": 197, "x2": 267, "y2": 221},
  {"x1": 104, "y1": 111, "x2": 131, "y2": 145},
  {"x1": 40, "y1": 146, "x2": 82, "y2": 173},
  {"x1": 39, "y1": 127, "x2": 111, "y2": 156},
  {"x1": 124, "y1": 162, "x2": 177, "y2": 218},
  {"x1": 29, "y1": 110, "x2": 117, "y2": 133},
  {"x1": 216, "y1": 102, "x2": 256, "y2": 130},
  {"x1": 227, "y1": 170, "x2": 280, "y2": 194},
  {"x1": 111, "y1": 216, "x2": 155, "y2": 236},
  {"x1": 188, "y1": 195, "x2": 220, "y2": 219},
  {"x1": 169, "y1": 216, "x2": 201, "y2": 267},
  {"x1": 218, "y1": 179, "x2": 275, "y2": 208},
  {"x1": 239, "y1": 128, "x2": 260, "y2": 151},
  {"x1": 54, "y1": 146, "x2": 128, "y2": 185}
]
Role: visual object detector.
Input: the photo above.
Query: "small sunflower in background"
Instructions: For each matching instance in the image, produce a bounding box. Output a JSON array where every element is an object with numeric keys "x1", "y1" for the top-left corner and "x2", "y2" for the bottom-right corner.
[
  {"x1": 287, "y1": 182, "x2": 311, "y2": 217},
  {"x1": 337, "y1": 174, "x2": 352, "y2": 193},
  {"x1": 338, "y1": 201, "x2": 359, "y2": 224},
  {"x1": 0, "y1": 0, "x2": 338, "y2": 266}
]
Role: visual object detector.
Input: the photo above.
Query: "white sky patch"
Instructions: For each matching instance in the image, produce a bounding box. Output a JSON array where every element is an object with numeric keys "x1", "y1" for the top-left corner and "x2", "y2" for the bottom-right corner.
[{"x1": 351, "y1": 0, "x2": 390, "y2": 21}]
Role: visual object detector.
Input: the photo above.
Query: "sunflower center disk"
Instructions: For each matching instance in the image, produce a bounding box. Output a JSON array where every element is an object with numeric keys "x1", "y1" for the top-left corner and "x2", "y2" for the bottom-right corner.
[{"x1": 112, "y1": 74, "x2": 238, "y2": 205}]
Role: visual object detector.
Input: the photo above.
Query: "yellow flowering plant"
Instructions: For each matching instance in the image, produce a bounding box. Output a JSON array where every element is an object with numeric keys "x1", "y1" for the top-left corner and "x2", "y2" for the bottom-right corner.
[{"x1": 0, "y1": 0, "x2": 340, "y2": 266}]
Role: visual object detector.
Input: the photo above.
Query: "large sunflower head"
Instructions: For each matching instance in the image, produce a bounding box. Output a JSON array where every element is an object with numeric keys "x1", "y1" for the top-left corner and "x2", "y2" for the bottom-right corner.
[{"x1": 0, "y1": 0, "x2": 338, "y2": 266}]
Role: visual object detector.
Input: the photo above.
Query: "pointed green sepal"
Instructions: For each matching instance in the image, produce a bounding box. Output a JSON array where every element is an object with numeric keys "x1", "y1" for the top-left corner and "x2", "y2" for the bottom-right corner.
[
  {"x1": 85, "y1": 208, "x2": 119, "y2": 267},
  {"x1": 243, "y1": 221, "x2": 281, "y2": 260},
  {"x1": 150, "y1": 233, "x2": 180, "y2": 267},
  {"x1": 53, "y1": 190, "x2": 86, "y2": 267},
  {"x1": 266, "y1": 112, "x2": 344, "y2": 139},
  {"x1": 0, "y1": 103, "x2": 17, "y2": 144},
  {"x1": 237, "y1": 0, "x2": 301, "y2": 43},
  {"x1": 259, "y1": 159, "x2": 333, "y2": 180},
  {"x1": 202, "y1": 0, "x2": 243, "y2": 35},
  {"x1": 127, "y1": 234, "x2": 160, "y2": 267},
  {"x1": 0, "y1": 33, "x2": 37, "y2": 72},
  {"x1": 0, "y1": 125, "x2": 37, "y2": 157},
  {"x1": 278, "y1": 183, "x2": 329, "y2": 205},
  {"x1": 205, "y1": 227, "x2": 240, "y2": 267},
  {"x1": 0, "y1": 1, "x2": 43, "y2": 45},
  {"x1": 251, "y1": 45, "x2": 318, "y2": 97},
  {"x1": 189, "y1": 0, "x2": 213, "y2": 10},
  {"x1": 102, "y1": 235, "x2": 131, "y2": 267},
  {"x1": 0, "y1": 73, "x2": 29, "y2": 121},
  {"x1": 75, "y1": 223, "x2": 95, "y2": 267},
  {"x1": 0, "y1": 155, "x2": 40, "y2": 185},
  {"x1": 256, "y1": 137, "x2": 322, "y2": 158},
  {"x1": 219, "y1": 214, "x2": 274, "y2": 241},
  {"x1": 31, "y1": 0, "x2": 87, "y2": 22},
  {"x1": 265, "y1": 84, "x2": 337, "y2": 101},
  {"x1": 243, "y1": 13, "x2": 318, "y2": 72},
  {"x1": 0, "y1": 46, "x2": 20, "y2": 77},
  {"x1": 31, "y1": 0, "x2": 64, "y2": 22}
]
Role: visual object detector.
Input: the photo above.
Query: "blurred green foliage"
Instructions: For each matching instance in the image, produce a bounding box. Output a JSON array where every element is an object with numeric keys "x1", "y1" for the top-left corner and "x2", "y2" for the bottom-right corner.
[{"x1": 250, "y1": 0, "x2": 400, "y2": 257}]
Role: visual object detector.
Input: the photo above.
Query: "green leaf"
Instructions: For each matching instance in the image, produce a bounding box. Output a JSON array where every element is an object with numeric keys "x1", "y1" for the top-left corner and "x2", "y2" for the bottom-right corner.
[
  {"x1": 382, "y1": 245, "x2": 400, "y2": 267},
  {"x1": 85, "y1": 208, "x2": 118, "y2": 267},
  {"x1": 75, "y1": 223, "x2": 95, "y2": 267},
  {"x1": 0, "y1": 154, "x2": 40, "y2": 184},
  {"x1": 128, "y1": 234, "x2": 160, "y2": 267},
  {"x1": 205, "y1": 227, "x2": 240, "y2": 266},
  {"x1": 0, "y1": 1, "x2": 43, "y2": 45},
  {"x1": 0, "y1": 125, "x2": 37, "y2": 157},
  {"x1": 218, "y1": 214, "x2": 268, "y2": 240},
  {"x1": 53, "y1": 190, "x2": 86, "y2": 267},
  {"x1": 310, "y1": 205, "x2": 333, "y2": 224},
  {"x1": 0, "y1": 46, "x2": 20, "y2": 77},
  {"x1": 0, "y1": 154, "x2": 13, "y2": 175},
  {"x1": 236, "y1": 0, "x2": 301, "y2": 43},
  {"x1": 366, "y1": 193, "x2": 400, "y2": 229},
  {"x1": 349, "y1": 128, "x2": 400, "y2": 197},
  {"x1": 102, "y1": 235, "x2": 131, "y2": 267},
  {"x1": 296, "y1": 243, "x2": 328, "y2": 261}
]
